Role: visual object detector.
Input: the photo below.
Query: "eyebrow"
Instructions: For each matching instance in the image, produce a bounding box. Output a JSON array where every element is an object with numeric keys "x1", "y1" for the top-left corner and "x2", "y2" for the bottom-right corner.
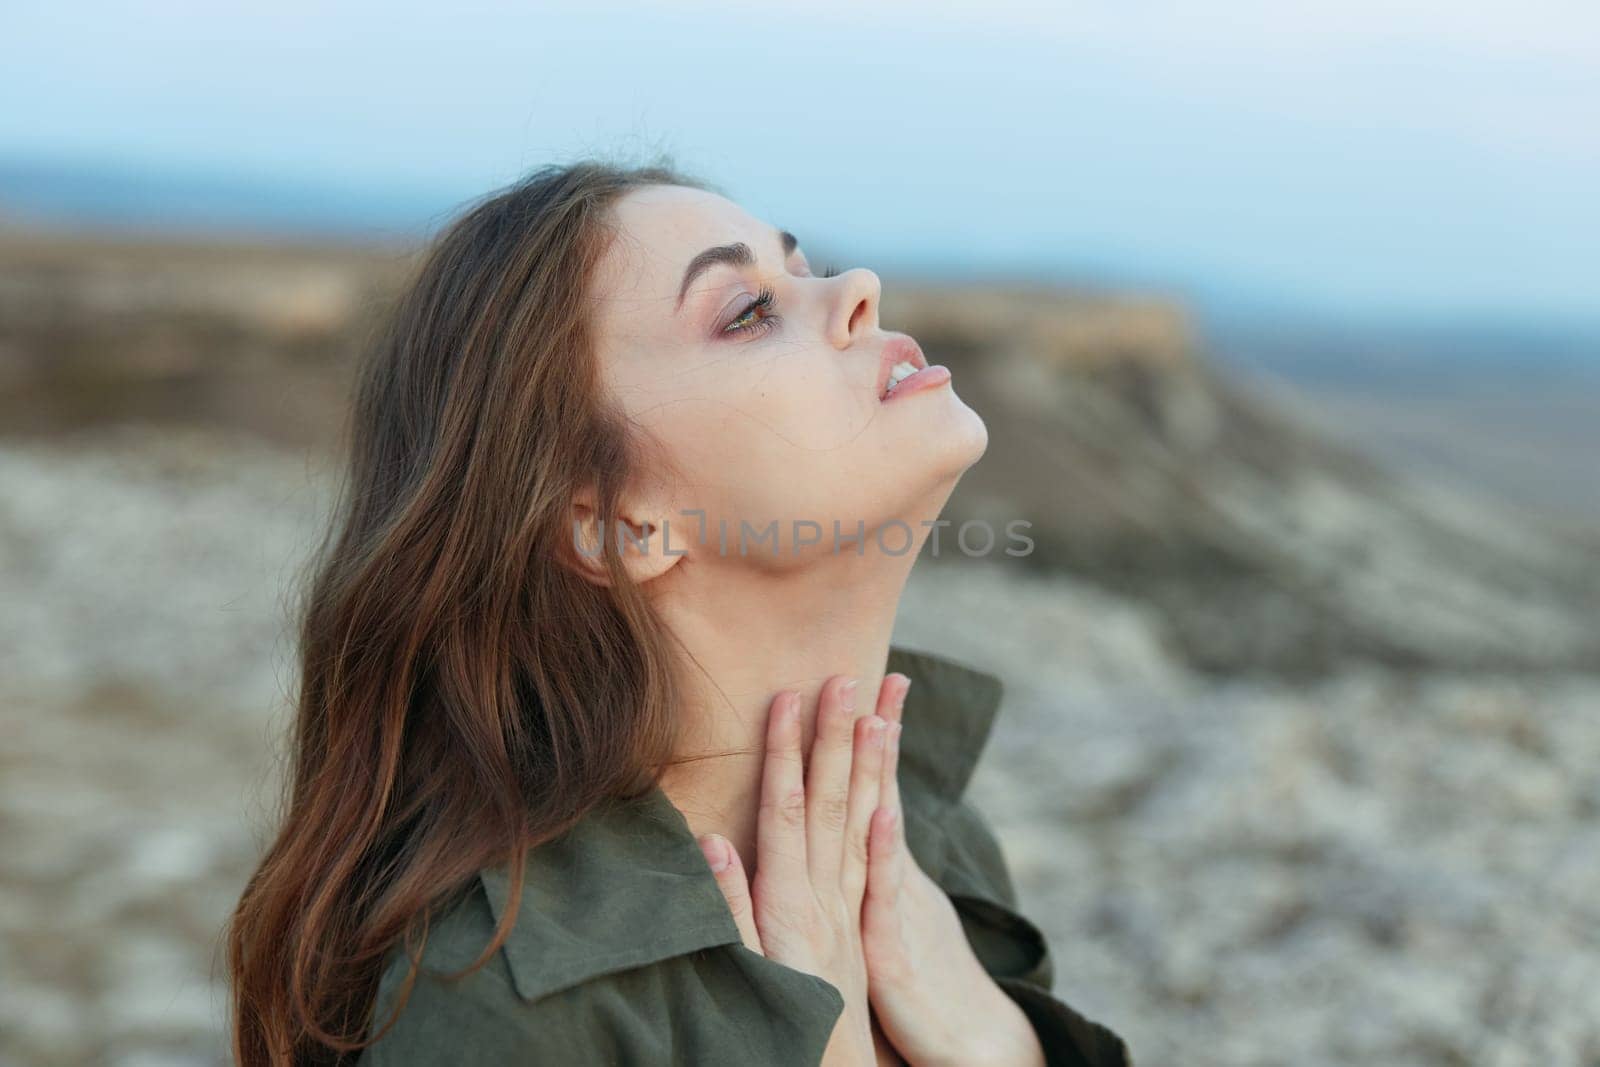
[{"x1": 676, "y1": 228, "x2": 799, "y2": 312}]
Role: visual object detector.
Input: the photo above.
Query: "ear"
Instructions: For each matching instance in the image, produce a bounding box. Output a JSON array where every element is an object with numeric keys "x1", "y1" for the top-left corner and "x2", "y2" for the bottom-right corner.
[{"x1": 564, "y1": 484, "x2": 684, "y2": 588}]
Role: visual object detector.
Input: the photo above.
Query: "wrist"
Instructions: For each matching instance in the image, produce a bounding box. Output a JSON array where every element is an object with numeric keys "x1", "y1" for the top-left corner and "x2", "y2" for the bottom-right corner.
[{"x1": 945, "y1": 979, "x2": 1045, "y2": 1067}]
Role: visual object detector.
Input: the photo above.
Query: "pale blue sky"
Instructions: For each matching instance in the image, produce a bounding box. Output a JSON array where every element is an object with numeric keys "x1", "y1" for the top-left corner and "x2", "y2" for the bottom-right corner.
[{"x1": 3, "y1": 0, "x2": 1597, "y2": 329}]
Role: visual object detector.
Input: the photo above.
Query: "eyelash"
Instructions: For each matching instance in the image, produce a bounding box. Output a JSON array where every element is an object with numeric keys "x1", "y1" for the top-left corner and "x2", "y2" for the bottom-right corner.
[{"x1": 722, "y1": 264, "x2": 842, "y2": 337}]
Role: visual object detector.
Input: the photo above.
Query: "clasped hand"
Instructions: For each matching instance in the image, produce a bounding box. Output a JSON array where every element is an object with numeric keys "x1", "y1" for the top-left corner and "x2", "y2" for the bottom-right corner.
[{"x1": 694, "y1": 674, "x2": 1045, "y2": 1067}]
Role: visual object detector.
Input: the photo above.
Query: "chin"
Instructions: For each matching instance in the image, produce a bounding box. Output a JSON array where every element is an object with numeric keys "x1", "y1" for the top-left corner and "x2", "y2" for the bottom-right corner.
[
  {"x1": 877, "y1": 386, "x2": 989, "y2": 493},
  {"x1": 868, "y1": 412, "x2": 986, "y2": 543},
  {"x1": 892, "y1": 410, "x2": 986, "y2": 518},
  {"x1": 935, "y1": 391, "x2": 990, "y2": 473}
]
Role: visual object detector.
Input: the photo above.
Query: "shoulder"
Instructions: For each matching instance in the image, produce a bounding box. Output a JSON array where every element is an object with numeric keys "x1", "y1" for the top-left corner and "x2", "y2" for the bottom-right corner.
[
  {"x1": 360, "y1": 880, "x2": 630, "y2": 1065},
  {"x1": 359, "y1": 877, "x2": 840, "y2": 1067}
]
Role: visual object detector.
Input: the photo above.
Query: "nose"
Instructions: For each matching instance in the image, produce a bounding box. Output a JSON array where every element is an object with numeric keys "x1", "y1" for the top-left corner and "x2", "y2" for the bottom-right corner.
[{"x1": 826, "y1": 267, "x2": 881, "y2": 350}]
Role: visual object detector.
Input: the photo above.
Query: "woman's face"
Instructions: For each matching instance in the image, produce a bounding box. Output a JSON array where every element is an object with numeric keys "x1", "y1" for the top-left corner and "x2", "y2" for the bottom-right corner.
[{"x1": 589, "y1": 184, "x2": 988, "y2": 564}]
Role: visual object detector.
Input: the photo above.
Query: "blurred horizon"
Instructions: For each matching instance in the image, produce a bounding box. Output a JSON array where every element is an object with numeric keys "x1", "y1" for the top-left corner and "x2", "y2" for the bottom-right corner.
[{"x1": 5, "y1": 149, "x2": 1599, "y2": 353}]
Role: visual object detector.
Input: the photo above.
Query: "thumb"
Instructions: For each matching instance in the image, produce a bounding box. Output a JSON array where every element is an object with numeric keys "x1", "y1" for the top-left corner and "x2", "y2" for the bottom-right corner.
[{"x1": 697, "y1": 834, "x2": 763, "y2": 954}]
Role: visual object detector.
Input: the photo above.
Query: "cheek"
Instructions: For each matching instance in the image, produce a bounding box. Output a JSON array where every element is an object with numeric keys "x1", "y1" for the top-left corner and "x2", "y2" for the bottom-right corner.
[
  {"x1": 752, "y1": 367, "x2": 872, "y2": 450},
  {"x1": 649, "y1": 365, "x2": 875, "y2": 521},
  {"x1": 683, "y1": 353, "x2": 863, "y2": 452}
]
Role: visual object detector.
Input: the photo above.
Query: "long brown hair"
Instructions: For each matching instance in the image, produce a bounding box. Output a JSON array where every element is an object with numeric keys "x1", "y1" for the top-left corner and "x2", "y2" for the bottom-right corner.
[{"x1": 227, "y1": 157, "x2": 714, "y2": 1065}]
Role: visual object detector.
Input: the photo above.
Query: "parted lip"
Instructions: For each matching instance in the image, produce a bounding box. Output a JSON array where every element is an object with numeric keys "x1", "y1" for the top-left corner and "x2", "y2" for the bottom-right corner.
[{"x1": 875, "y1": 334, "x2": 929, "y2": 400}]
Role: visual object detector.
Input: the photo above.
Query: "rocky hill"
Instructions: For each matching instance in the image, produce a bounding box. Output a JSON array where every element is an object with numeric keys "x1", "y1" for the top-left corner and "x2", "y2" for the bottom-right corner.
[{"x1": 0, "y1": 224, "x2": 408, "y2": 447}]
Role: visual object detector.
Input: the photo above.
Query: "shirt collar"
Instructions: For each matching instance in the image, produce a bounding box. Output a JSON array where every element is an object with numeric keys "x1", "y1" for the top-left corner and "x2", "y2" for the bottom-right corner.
[{"x1": 478, "y1": 642, "x2": 1005, "y2": 1002}]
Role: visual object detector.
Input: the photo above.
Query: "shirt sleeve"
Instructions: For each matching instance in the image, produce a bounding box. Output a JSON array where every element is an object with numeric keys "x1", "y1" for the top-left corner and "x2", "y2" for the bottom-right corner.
[
  {"x1": 950, "y1": 891, "x2": 1133, "y2": 1067},
  {"x1": 936, "y1": 795, "x2": 1135, "y2": 1067}
]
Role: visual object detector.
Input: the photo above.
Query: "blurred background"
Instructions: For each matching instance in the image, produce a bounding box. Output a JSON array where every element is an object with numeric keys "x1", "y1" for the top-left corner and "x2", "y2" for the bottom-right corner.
[{"x1": 2, "y1": 2, "x2": 1598, "y2": 1065}]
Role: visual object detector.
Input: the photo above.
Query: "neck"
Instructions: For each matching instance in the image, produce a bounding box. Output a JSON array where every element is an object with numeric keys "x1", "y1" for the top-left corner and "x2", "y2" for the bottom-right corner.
[{"x1": 652, "y1": 539, "x2": 920, "y2": 872}]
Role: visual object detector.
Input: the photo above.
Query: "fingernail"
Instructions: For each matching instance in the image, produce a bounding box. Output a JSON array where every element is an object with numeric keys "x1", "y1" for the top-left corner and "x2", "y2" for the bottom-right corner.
[
  {"x1": 840, "y1": 677, "x2": 859, "y2": 710},
  {"x1": 896, "y1": 676, "x2": 911, "y2": 712},
  {"x1": 869, "y1": 715, "x2": 887, "y2": 746},
  {"x1": 698, "y1": 835, "x2": 729, "y2": 872}
]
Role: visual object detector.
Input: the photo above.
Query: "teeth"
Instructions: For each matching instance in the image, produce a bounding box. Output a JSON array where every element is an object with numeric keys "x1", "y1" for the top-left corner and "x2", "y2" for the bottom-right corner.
[{"x1": 882, "y1": 360, "x2": 920, "y2": 396}]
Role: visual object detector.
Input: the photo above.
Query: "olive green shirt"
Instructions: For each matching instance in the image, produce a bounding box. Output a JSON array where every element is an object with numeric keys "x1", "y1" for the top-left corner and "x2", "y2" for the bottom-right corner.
[{"x1": 362, "y1": 644, "x2": 1131, "y2": 1066}]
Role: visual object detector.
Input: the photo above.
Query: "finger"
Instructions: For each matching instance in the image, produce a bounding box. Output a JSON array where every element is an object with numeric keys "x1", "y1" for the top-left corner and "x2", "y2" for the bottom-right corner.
[
  {"x1": 842, "y1": 713, "x2": 888, "y2": 904},
  {"x1": 756, "y1": 690, "x2": 809, "y2": 892},
  {"x1": 879, "y1": 719, "x2": 902, "y2": 821},
  {"x1": 863, "y1": 804, "x2": 914, "y2": 993},
  {"x1": 864, "y1": 804, "x2": 906, "y2": 910},
  {"x1": 804, "y1": 675, "x2": 862, "y2": 887},
  {"x1": 874, "y1": 673, "x2": 911, "y2": 727},
  {"x1": 697, "y1": 833, "x2": 763, "y2": 954}
]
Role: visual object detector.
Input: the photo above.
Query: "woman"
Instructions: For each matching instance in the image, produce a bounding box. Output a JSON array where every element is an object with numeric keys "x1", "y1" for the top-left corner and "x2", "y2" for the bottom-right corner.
[{"x1": 227, "y1": 158, "x2": 1131, "y2": 1066}]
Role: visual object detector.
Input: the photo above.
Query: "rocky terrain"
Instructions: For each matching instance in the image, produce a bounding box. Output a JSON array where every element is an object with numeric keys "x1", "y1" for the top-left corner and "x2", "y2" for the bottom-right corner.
[{"x1": 2, "y1": 225, "x2": 1597, "y2": 1066}]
